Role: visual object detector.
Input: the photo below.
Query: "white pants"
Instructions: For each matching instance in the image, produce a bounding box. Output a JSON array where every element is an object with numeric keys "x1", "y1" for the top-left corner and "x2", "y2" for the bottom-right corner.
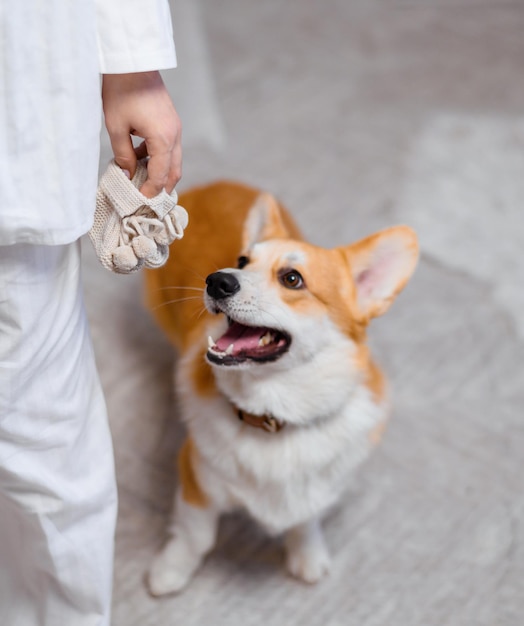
[{"x1": 0, "y1": 242, "x2": 117, "y2": 625}]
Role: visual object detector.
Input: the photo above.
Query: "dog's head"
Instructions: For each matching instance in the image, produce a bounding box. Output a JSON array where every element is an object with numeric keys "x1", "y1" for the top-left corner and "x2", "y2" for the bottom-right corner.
[{"x1": 204, "y1": 193, "x2": 418, "y2": 374}]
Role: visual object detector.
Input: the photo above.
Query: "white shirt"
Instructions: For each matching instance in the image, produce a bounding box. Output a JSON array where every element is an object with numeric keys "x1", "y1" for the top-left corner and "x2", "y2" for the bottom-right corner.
[{"x1": 0, "y1": 0, "x2": 177, "y2": 245}]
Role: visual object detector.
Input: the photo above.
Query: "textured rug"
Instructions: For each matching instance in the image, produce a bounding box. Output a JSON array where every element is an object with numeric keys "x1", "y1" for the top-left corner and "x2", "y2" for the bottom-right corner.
[{"x1": 84, "y1": 1, "x2": 524, "y2": 624}]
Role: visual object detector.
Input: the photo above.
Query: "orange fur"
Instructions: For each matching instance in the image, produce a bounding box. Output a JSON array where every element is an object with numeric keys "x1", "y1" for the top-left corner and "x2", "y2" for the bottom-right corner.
[
  {"x1": 257, "y1": 242, "x2": 367, "y2": 343},
  {"x1": 341, "y1": 227, "x2": 419, "y2": 320},
  {"x1": 369, "y1": 420, "x2": 388, "y2": 446},
  {"x1": 145, "y1": 180, "x2": 419, "y2": 595},
  {"x1": 190, "y1": 346, "x2": 218, "y2": 398},
  {"x1": 177, "y1": 438, "x2": 208, "y2": 508},
  {"x1": 144, "y1": 181, "x2": 301, "y2": 353},
  {"x1": 352, "y1": 344, "x2": 387, "y2": 403},
  {"x1": 145, "y1": 179, "x2": 393, "y2": 423}
]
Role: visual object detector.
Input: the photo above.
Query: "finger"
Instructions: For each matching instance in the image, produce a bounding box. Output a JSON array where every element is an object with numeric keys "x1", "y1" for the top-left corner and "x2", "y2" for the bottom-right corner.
[
  {"x1": 109, "y1": 130, "x2": 138, "y2": 178},
  {"x1": 141, "y1": 148, "x2": 182, "y2": 197},
  {"x1": 138, "y1": 115, "x2": 182, "y2": 197},
  {"x1": 134, "y1": 141, "x2": 149, "y2": 161},
  {"x1": 139, "y1": 150, "x2": 171, "y2": 198},
  {"x1": 169, "y1": 120, "x2": 183, "y2": 191},
  {"x1": 151, "y1": 128, "x2": 183, "y2": 195},
  {"x1": 166, "y1": 139, "x2": 183, "y2": 193}
]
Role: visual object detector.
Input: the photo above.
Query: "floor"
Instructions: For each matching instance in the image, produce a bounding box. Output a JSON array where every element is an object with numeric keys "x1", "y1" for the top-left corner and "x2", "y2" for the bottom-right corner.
[{"x1": 82, "y1": 1, "x2": 524, "y2": 624}]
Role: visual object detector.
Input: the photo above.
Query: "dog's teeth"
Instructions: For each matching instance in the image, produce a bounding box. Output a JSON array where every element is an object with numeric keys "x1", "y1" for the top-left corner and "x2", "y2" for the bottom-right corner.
[
  {"x1": 225, "y1": 344, "x2": 234, "y2": 355},
  {"x1": 259, "y1": 332, "x2": 273, "y2": 347},
  {"x1": 208, "y1": 336, "x2": 215, "y2": 349}
]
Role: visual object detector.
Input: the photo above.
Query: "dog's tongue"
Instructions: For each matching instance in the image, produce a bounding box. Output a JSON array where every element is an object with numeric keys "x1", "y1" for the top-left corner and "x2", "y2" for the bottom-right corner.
[{"x1": 215, "y1": 322, "x2": 266, "y2": 352}]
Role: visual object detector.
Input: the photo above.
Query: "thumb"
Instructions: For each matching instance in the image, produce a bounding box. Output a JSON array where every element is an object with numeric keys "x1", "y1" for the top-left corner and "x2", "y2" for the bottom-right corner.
[{"x1": 109, "y1": 130, "x2": 138, "y2": 179}]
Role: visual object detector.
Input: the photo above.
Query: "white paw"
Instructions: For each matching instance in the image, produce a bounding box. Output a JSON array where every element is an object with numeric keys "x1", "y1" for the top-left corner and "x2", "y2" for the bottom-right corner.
[
  {"x1": 286, "y1": 544, "x2": 331, "y2": 584},
  {"x1": 147, "y1": 536, "x2": 202, "y2": 597}
]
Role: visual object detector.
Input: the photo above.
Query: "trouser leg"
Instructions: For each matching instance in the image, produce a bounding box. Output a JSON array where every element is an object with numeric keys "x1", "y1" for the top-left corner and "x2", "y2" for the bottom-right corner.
[{"x1": 0, "y1": 242, "x2": 117, "y2": 626}]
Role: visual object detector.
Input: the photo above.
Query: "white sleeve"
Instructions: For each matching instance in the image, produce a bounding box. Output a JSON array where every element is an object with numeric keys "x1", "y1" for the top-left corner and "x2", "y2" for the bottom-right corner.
[{"x1": 95, "y1": 0, "x2": 177, "y2": 74}]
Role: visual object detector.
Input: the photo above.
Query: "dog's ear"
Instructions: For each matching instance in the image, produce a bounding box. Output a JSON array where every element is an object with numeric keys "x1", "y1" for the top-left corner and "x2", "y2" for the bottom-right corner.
[
  {"x1": 242, "y1": 193, "x2": 291, "y2": 250},
  {"x1": 340, "y1": 226, "x2": 419, "y2": 320}
]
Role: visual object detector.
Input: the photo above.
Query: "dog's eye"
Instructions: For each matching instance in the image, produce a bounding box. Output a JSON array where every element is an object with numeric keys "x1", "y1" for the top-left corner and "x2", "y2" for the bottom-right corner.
[
  {"x1": 237, "y1": 255, "x2": 249, "y2": 269},
  {"x1": 279, "y1": 269, "x2": 304, "y2": 290}
]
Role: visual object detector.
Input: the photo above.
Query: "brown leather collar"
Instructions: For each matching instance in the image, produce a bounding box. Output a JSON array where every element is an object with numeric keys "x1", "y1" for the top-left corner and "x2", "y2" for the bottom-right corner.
[{"x1": 236, "y1": 406, "x2": 285, "y2": 433}]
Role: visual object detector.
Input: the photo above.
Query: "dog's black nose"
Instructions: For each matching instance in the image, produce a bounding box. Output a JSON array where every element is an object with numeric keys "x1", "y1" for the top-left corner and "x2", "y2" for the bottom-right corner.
[{"x1": 206, "y1": 271, "x2": 241, "y2": 300}]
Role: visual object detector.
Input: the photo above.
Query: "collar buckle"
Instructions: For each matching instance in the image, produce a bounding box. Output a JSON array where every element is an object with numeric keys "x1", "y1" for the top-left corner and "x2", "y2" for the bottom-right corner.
[{"x1": 237, "y1": 408, "x2": 285, "y2": 433}]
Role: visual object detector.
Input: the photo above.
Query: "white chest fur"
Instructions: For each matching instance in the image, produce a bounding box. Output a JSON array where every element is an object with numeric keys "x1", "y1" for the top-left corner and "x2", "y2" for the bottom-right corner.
[{"x1": 177, "y1": 343, "x2": 387, "y2": 535}]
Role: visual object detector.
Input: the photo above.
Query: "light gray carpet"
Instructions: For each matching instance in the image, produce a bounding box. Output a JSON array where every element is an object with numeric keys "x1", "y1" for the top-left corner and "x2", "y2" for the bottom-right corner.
[{"x1": 83, "y1": 1, "x2": 524, "y2": 624}]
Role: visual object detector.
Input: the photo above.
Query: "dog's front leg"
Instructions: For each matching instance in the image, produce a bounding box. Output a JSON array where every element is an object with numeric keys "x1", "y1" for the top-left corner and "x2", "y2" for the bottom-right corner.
[
  {"x1": 284, "y1": 517, "x2": 331, "y2": 584},
  {"x1": 148, "y1": 490, "x2": 219, "y2": 596}
]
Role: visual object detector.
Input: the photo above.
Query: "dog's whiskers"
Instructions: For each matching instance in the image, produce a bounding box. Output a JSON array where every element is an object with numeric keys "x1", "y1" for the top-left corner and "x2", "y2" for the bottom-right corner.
[
  {"x1": 152, "y1": 296, "x2": 203, "y2": 311},
  {"x1": 254, "y1": 303, "x2": 286, "y2": 329},
  {"x1": 195, "y1": 306, "x2": 209, "y2": 321},
  {"x1": 154, "y1": 286, "x2": 205, "y2": 293}
]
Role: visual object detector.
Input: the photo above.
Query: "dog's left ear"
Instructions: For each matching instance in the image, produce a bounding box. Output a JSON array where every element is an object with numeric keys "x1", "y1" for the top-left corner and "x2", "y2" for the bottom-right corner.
[
  {"x1": 242, "y1": 193, "x2": 293, "y2": 250},
  {"x1": 340, "y1": 226, "x2": 419, "y2": 320}
]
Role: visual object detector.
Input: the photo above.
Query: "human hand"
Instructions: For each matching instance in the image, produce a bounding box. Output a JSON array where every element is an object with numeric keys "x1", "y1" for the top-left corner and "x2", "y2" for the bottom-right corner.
[{"x1": 102, "y1": 71, "x2": 182, "y2": 198}]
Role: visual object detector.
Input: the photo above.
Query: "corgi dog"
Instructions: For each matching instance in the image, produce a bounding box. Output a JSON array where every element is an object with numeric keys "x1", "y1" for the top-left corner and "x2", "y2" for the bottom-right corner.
[{"x1": 144, "y1": 181, "x2": 418, "y2": 596}]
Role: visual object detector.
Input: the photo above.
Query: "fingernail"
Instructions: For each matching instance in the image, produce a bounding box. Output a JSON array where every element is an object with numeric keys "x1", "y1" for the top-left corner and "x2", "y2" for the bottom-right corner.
[{"x1": 123, "y1": 169, "x2": 131, "y2": 179}]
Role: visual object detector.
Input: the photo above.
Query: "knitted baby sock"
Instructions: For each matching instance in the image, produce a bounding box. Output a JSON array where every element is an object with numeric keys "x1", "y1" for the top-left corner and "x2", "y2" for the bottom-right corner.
[{"x1": 90, "y1": 160, "x2": 188, "y2": 274}]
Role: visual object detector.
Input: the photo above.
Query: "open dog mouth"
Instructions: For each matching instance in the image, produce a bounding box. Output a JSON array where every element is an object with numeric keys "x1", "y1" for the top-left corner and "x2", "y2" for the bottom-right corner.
[{"x1": 207, "y1": 319, "x2": 291, "y2": 366}]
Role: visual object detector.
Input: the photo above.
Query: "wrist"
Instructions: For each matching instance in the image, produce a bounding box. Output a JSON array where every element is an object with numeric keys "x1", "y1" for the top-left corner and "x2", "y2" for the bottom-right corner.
[{"x1": 102, "y1": 71, "x2": 163, "y2": 93}]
